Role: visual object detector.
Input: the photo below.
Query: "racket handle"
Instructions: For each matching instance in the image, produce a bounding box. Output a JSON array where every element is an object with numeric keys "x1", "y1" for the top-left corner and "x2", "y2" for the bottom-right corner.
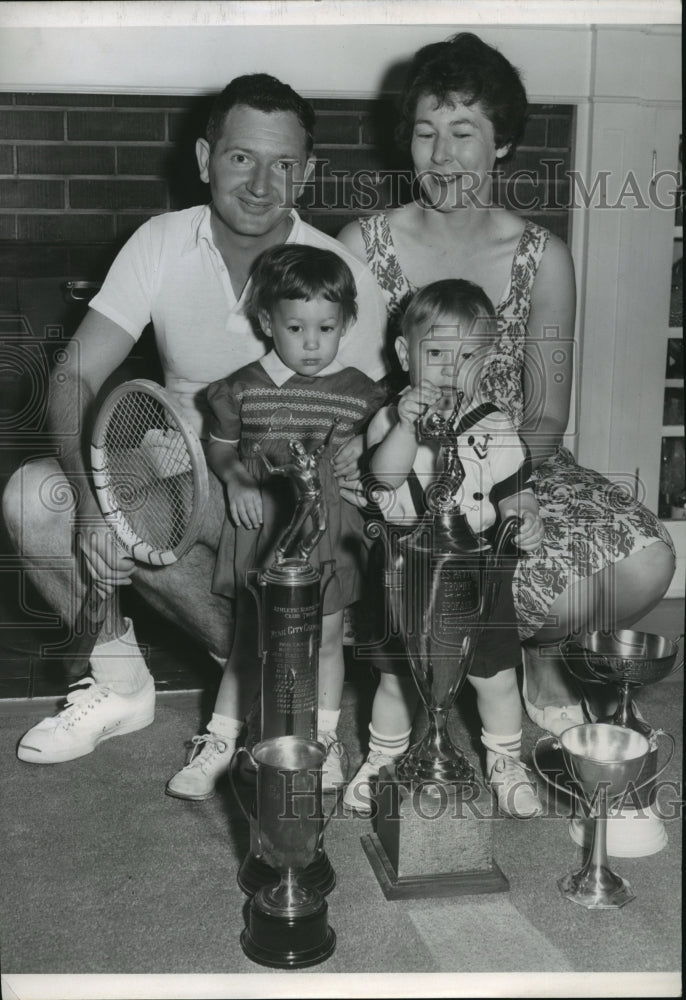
[{"x1": 61, "y1": 578, "x2": 108, "y2": 681}]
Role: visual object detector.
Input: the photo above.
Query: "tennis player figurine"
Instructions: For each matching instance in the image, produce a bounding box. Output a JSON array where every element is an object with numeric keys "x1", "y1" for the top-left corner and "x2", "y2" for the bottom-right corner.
[{"x1": 254, "y1": 420, "x2": 336, "y2": 564}]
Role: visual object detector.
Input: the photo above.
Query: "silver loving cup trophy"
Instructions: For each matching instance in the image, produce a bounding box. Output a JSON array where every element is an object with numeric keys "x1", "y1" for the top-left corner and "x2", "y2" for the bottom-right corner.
[
  {"x1": 533, "y1": 723, "x2": 674, "y2": 908},
  {"x1": 231, "y1": 736, "x2": 336, "y2": 968},
  {"x1": 560, "y1": 630, "x2": 682, "y2": 855},
  {"x1": 369, "y1": 393, "x2": 521, "y2": 785},
  {"x1": 236, "y1": 412, "x2": 339, "y2": 897},
  {"x1": 561, "y1": 630, "x2": 683, "y2": 739}
]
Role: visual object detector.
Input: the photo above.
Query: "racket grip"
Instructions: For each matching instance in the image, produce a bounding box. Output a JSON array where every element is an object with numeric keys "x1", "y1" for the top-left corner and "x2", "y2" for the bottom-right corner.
[{"x1": 61, "y1": 578, "x2": 108, "y2": 680}]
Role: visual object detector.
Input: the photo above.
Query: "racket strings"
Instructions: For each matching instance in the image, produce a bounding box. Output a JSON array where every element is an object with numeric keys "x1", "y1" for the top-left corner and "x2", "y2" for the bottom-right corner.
[{"x1": 103, "y1": 391, "x2": 196, "y2": 554}]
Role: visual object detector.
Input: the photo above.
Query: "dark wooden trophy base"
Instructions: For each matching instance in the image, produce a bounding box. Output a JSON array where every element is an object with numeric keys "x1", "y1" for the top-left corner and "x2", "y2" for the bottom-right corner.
[{"x1": 360, "y1": 765, "x2": 509, "y2": 900}]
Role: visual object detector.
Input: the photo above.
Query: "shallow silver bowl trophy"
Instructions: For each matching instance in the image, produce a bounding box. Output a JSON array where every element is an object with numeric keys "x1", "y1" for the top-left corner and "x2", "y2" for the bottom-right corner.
[
  {"x1": 360, "y1": 395, "x2": 520, "y2": 899},
  {"x1": 229, "y1": 413, "x2": 339, "y2": 962},
  {"x1": 561, "y1": 630, "x2": 682, "y2": 856},
  {"x1": 533, "y1": 723, "x2": 673, "y2": 908}
]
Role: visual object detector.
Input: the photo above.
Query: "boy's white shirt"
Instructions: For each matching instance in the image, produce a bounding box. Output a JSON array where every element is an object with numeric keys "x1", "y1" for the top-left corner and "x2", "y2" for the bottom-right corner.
[{"x1": 367, "y1": 396, "x2": 533, "y2": 533}]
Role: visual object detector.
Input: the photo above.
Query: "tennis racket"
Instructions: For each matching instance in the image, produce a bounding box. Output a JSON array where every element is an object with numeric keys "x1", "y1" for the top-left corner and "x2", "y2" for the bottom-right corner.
[{"x1": 62, "y1": 378, "x2": 209, "y2": 677}]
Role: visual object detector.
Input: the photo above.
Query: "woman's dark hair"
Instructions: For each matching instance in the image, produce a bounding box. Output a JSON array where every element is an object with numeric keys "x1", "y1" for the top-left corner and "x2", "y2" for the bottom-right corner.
[
  {"x1": 248, "y1": 244, "x2": 359, "y2": 328},
  {"x1": 205, "y1": 73, "x2": 316, "y2": 153},
  {"x1": 397, "y1": 32, "x2": 528, "y2": 157},
  {"x1": 401, "y1": 278, "x2": 497, "y2": 341}
]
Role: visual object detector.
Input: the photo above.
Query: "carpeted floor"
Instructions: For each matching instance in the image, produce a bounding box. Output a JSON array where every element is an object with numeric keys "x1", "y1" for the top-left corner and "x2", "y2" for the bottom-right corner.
[{"x1": 0, "y1": 601, "x2": 682, "y2": 999}]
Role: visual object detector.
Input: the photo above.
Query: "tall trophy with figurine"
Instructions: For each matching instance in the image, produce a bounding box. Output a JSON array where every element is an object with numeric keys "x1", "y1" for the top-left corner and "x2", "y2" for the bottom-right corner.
[
  {"x1": 230, "y1": 414, "x2": 338, "y2": 967},
  {"x1": 361, "y1": 392, "x2": 520, "y2": 899}
]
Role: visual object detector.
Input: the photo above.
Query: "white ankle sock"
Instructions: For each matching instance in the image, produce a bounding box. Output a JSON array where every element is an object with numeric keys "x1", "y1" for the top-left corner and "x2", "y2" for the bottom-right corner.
[
  {"x1": 90, "y1": 618, "x2": 151, "y2": 694},
  {"x1": 368, "y1": 723, "x2": 412, "y2": 759},
  {"x1": 318, "y1": 707, "x2": 341, "y2": 737},
  {"x1": 207, "y1": 713, "x2": 243, "y2": 743},
  {"x1": 481, "y1": 728, "x2": 522, "y2": 774}
]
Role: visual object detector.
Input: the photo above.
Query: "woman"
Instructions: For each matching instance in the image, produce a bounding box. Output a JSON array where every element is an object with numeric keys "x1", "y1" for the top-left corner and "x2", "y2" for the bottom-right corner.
[{"x1": 338, "y1": 32, "x2": 675, "y2": 736}]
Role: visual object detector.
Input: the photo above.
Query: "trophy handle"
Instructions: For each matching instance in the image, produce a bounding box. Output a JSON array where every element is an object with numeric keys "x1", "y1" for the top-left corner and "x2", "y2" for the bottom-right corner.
[
  {"x1": 229, "y1": 747, "x2": 258, "y2": 825},
  {"x1": 364, "y1": 519, "x2": 405, "y2": 636},
  {"x1": 476, "y1": 513, "x2": 521, "y2": 622},
  {"x1": 629, "y1": 729, "x2": 676, "y2": 797},
  {"x1": 245, "y1": 570, "x2": 265, "y2": 660},
  {"x1": 492, "y1": 513, "x2": 521, "y2": 561},
  {"x1": 532, "y1": 735, "x2": 573, "y2": 800}
]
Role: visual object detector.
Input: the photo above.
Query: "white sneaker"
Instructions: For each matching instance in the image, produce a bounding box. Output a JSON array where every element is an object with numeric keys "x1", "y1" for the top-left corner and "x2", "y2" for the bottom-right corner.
[
  {"x1": 318, "y1": 732, "x2": 348, "y2": 792},
  {"x1": 17, "y1": 676, "x2": 155, "y2": 764},
  {"x1": 521, "y1": 667, "x2": 593, "y2": 737},
  {"x1": 165, "y1": 732, "x2": 234, "y2": 801},
  {"x1": 342, "y1": 749, "x2": 397, "y2": 816},
  {"x1": 487, "y1": 755, "x2": 543, "y2": 819}
]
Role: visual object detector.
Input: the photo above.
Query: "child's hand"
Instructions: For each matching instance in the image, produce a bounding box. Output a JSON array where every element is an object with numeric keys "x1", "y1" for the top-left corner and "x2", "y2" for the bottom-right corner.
[
  {"x1": 397, "y1": 380, "x2": 442, "y2": 430},
  {"x1": 332, "y1": 434, "x2": 363, "y2": 484},
  {"x1": 226, "y1": 470, "x2": 263, "y2": 530},
  {"x1": 509, "y1": 507, "x2": 545, "y2": 551}
]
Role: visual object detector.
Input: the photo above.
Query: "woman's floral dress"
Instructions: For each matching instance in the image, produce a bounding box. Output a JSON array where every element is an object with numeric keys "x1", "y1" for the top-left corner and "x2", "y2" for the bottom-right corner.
[{"x1": 358, "y1": 214, "x2": 674, "y2": 639}]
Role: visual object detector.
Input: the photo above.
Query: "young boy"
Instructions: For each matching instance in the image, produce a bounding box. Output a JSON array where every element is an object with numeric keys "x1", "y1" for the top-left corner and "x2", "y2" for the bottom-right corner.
[{"x1": 344, "y1": 278, "x2": 545, "y2": 819}]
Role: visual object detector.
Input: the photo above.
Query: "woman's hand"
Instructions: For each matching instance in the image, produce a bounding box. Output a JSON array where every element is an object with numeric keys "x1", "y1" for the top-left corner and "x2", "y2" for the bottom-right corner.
[
  {"x1": 332, "y1": 434, "x2": 363, "y2": 484},
  {"x1": 397, "y1": 380, "x2": 442, "y2": 431},
  {"x1": 226, "y1": 469, "x2": 263, "y2": 530}
]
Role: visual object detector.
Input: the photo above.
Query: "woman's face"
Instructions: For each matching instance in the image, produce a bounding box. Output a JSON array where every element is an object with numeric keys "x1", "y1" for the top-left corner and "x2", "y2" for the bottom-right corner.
[{"x1": 410, "y1": 92, "x2": 510, "y2": 212}]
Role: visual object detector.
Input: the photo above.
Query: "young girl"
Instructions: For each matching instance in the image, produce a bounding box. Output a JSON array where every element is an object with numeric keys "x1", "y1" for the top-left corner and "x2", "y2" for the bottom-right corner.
[
  {"x1": 166, "y1": 244, "x2": 385, "y2": 800},
  {"x1": 343, "y1": 278, "x2": 544, "y2": 819}
]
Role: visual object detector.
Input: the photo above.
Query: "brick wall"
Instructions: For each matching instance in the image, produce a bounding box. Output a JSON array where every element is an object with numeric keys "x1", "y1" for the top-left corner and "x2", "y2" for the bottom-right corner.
[{"x1": 0, "y1": 91, "x2": 574, "y2": 281}]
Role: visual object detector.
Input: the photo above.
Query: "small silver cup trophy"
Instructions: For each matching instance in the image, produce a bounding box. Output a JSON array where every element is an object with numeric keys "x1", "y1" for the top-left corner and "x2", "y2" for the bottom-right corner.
[
  {"x1": 232, "y1": 736, "x2": 336, "y2": 968},
  {"x1": 533, "y1": 723, "x2": 673, "y2": 908},
  {"x1": 230, "y1": 413, "x2": 338, "y2": 965},
  {"x1": 560, "y1": 630, "x2": 682, "y2": 856},
  {"x1": 361, "y1": 394, "x2": 520, "y2": 898}
]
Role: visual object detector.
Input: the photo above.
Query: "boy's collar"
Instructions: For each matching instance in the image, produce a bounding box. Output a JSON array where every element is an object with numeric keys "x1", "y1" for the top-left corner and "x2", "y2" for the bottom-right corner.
[{"x1": 260, "y1": 350, "x2": 344, "y2": 387}]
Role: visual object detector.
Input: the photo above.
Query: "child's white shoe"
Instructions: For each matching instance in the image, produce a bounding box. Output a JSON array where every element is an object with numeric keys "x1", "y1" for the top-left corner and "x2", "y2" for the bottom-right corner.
[
  {"x1": 318, "y1": 732, "x2": 348, "y2": 792},
  {"x1": 166, "y1": 733, "x2": 233, "y2": 801},
  {"x1": 487, "y1": 754, "x2": 543, "y2": 819},
  {"x1": 342, "y1": 749, "x2": 398, "y2": 816}
]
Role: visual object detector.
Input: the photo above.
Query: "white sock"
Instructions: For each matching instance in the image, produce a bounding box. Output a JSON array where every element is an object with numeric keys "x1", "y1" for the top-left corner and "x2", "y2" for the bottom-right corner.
[
  {"x1": 207, "y1": 713, "x2": 243, "y2": 743},
  {"x1": 90, "y1": 618, "x2": 151, "y2": 694},
  {"x1": 318, "y1": 707, "x2": 341, "y2": 737},
  {"x1": 368, "y1": 723, "x2": 412, "y2": 760},
  {"x1": 481, "y1": 728, "x2": 522, "y2": 775}
]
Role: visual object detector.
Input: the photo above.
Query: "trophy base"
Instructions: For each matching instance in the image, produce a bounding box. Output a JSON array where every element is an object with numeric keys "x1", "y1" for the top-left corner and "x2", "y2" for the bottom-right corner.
[
  {"x1": 395, "y1": 752, "x2": 475, "y2": 785},
  {"x1": 241, "y1": 888, "x2": 336, "y2": 969},
  {"x1": 557, "y1": 870, "x2": 635, "y2": 909},
  {"x1": 360, "y1": 767, "x2": 509, "y2": 900},
  {"x1": 238, "y1": 847, "x2": 336, "y2": 897},
  {"x1": 568, "y1": 806, "x2": 668, "y2": 858}
]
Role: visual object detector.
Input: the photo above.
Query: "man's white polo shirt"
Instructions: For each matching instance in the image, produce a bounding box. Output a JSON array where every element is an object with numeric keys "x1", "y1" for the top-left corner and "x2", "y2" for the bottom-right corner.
[{"x1": 90, "y1": 205, "x2": 388, "y2": 437}]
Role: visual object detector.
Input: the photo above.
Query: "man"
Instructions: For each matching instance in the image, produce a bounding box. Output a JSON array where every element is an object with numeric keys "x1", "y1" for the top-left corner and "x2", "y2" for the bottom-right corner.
[{"x1": 4, "y1": 73, "x2": 388, "y2": 765}]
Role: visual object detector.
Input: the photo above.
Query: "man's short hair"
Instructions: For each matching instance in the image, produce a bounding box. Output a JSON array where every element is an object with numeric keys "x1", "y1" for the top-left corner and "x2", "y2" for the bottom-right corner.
[{"x1": 206, "y1": 73, "x2": 316, "y2": 153}]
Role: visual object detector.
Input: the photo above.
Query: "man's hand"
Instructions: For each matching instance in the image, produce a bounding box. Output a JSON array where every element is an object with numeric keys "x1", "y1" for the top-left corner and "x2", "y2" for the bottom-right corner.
[
  {"x1": 75, "y1": 519, "x2": 135, "y2": 599},
  {"x1": 226, "y1": 469, "x2": 263, "y2": 529}
]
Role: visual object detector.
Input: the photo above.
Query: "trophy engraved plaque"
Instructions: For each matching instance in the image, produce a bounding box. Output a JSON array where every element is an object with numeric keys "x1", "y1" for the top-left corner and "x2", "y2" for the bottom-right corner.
[
  {"x1": 235, "y1": 415, "x2": 337, "y2": 897},
  {"x1": 360, "y1": 395, "x2": 516, "y2": 899}
]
